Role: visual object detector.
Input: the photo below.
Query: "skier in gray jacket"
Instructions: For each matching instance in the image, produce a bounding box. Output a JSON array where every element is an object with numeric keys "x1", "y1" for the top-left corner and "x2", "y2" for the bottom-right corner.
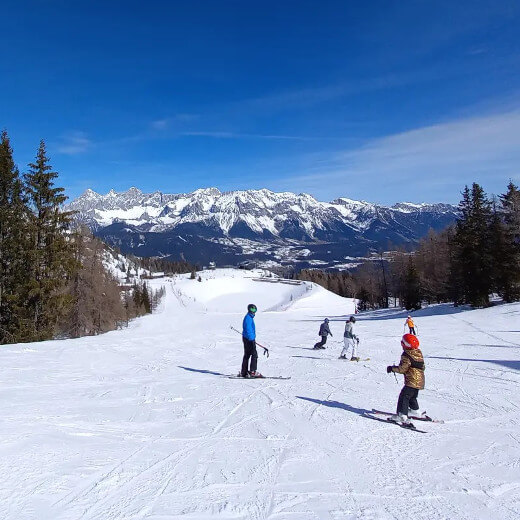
[
  {"x1": 313, "y1": 318, "x2": 332, "y2": 349},
  {"x1": 339, "y1": 316, "x2": 360, "y2": 360}
]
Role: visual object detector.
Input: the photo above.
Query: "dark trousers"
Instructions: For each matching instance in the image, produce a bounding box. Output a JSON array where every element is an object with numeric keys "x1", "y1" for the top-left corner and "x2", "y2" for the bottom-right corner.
[
  {"x1": 397, "y1": 386, "x2": 419, "y2": 415},
  {"x1": 408, "y1": 327, "x2": 416, "y2": 335},
  {"x1": 314, "y1": 335, "x2": 327, "y2": 349},
  {"x1": 241, "y1": 338, "x2": 258, "y2": 376}
]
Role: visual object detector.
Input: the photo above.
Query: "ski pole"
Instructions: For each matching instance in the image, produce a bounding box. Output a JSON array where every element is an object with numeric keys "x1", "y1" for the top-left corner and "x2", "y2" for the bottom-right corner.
[
  {"x1": 393, "y1": 372, "x2": 399, "y2": 384},
  {"x1": 230, "y1": 326, "x2": 270, "y2": 358}
]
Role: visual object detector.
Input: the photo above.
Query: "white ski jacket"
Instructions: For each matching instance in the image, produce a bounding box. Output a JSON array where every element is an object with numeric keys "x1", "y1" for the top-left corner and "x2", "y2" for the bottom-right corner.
[{"x1": 344, "y1": 322, "x2": 358, "y2": 340}]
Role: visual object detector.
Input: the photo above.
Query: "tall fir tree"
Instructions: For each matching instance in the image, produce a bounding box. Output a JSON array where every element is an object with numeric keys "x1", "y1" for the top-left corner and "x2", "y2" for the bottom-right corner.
[
  {"x1": 24, "y1": 141, "x2": 76, "y2": 340},
  {"x1": 497, "y1": 182, "x2": 520, "y2": 301},
  {"x1": 452, "y1": 183, "x2": 493, "y2": 307},
  {"x1": 0, "y1": 131, "x2": 29, "y2": 343}
]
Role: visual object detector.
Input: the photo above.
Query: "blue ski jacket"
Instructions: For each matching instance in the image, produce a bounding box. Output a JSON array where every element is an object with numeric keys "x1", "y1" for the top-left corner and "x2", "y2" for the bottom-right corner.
[{"x1": 242, "y1": 312, "x2": 256, "y2": 341}]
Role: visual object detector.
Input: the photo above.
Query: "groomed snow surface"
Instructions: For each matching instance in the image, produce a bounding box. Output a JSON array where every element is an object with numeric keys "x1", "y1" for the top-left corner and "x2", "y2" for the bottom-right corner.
[{"x1": 1, "y1": 268, "x2": 519, "y2": 520}]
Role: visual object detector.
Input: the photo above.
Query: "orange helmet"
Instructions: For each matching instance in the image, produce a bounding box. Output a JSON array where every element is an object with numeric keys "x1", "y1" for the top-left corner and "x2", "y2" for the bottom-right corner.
[{"x1": 401, "y1": 333, "x2": 419, "y2": 350}]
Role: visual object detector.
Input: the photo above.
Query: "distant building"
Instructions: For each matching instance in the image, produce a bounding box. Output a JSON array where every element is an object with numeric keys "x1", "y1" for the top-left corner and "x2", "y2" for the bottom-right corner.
[{"x1": 238, "y1": 260, "x2": 256, "y2": 270}]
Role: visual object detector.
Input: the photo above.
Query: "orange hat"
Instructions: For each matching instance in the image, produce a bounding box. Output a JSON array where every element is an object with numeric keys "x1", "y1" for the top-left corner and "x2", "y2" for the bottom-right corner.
[{"x1": 401, "y1": 333, "x2": 419, "y2": 350}]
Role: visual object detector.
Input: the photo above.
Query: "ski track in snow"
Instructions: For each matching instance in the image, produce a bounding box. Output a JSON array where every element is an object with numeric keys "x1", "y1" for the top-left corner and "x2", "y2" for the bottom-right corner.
[{"x1": 0, "y1": 269, "x2": 519, "y2": 519}]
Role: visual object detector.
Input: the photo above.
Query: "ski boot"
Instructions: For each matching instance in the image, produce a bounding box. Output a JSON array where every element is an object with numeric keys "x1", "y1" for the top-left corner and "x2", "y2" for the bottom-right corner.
[
  {"x1": 387, "y1": 413, "x2": 415, "y2": 430},
  {"x1": 338, "y1": 354, "x2": 347, "y2": 359},
  {"x1": 389, "y1": 413, "x2": 414, "y2": 426},
  {"x1": 350, "y1": 356, "x2": 360, "y2": 362},
  {"x1": 248, "y1": 371, "x2": 263, "y2": 378},
  {"x1": 408, "y1": 409, "x2": 427, "y2": 420}
]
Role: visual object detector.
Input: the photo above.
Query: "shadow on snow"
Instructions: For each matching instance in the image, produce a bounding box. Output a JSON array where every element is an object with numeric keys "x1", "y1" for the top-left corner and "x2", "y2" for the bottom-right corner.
[
  {"x1": 178, "y1": 366, "x2": 227, "y2": 377},
  {"x1": 460, "y1": 343, "x2": 520, "y2": 349},
  {"x1": 293, "y1": 303, "x2": 475, "y2": 324},
  {"x1": 427, "y1": 356, "x2": 520, "y2": 371},
  {"x1": 296, "y1": 396, "x2": 372, "y2": 416}
]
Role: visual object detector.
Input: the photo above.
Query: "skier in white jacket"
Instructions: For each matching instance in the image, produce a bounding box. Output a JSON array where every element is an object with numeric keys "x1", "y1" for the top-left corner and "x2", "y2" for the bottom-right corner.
[{"x1": 339, "y1": 316, "x2": 360, "y2": 361}]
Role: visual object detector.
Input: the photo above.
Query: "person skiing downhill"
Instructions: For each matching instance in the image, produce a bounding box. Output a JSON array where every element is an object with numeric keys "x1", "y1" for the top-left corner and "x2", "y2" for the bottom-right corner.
[
  {"x1": 386, "y1": 334, "x2": 426, "y2": 427},
  {"x1": 339, "y1": 316, "x2": 360, "y2": 360},
  {"x1": 241, "y1": 304, "x2": 262, "y2": 378},
  {"x1": 313, "y1": 318, "x2": 332, "y2": 349},
  {"x1": 404, "y1": 315, "x2": 417, "y2": 335}
]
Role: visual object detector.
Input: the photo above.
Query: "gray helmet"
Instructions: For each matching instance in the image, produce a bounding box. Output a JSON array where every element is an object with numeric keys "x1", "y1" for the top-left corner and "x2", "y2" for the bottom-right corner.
[
  {"x1": 324, "y1": 318, "x2": 329, "y2": 323},
  {"x1": 349, "y1": 316, "x2": 356, "y2": 323}
]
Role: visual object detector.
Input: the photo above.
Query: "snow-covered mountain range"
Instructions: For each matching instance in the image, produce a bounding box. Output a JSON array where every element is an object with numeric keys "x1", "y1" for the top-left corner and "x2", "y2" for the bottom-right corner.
[{"x1": 66, "y1": 187, "x2": 458, "y2": 268}]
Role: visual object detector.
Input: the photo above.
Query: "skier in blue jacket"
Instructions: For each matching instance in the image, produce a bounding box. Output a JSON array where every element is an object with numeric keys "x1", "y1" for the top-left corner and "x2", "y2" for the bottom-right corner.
[{"x1": 241, "y1": 303, "x2": 262, "y2": 378}]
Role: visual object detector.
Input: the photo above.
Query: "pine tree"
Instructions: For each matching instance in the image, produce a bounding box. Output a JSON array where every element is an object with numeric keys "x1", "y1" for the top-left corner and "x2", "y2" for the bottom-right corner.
[
  {"x1": 0, "y1": 131, "x2": 29, "y2": 343},
  {"x1": 24, "y1": 141, "x2": 76, "y2": 339},
  {"x1": 451, "y1": 183, "x2": 493, "y2": 307},
  {"x1": 141, "y1": 283, "x2": 151, "y2": 314},
  {"x1": 497, "y1": 182, "x2": 520, "y2": 301}
]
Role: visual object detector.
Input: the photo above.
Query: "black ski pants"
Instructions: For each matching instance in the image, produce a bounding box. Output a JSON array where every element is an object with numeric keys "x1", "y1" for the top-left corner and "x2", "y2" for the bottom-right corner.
[
  {"x1": 314, "y1": 335, "x2": 328, "y2": 349},
  {"x1": 408, "y1": 327, "x2": 416, "y2": 335},
  {"x1": 397, "y1": 385, "x2": 419, "y2": 415},
  {"x1": 241, "y1": 338, "x2": 258, "y2": 376}
]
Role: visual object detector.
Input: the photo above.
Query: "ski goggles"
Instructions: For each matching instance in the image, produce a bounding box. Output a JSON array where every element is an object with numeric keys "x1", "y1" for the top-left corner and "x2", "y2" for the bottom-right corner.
[{"x1": 249, "y1": 306, "x2": 257, "y2": 313}]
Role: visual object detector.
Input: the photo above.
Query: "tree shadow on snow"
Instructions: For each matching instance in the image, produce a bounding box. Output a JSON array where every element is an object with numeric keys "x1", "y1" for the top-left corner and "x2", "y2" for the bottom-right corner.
[
  {"x1": 427, "y1": 356, "x2": 520, "y2": 372},
  {"x1": 178, "y1": 366, "x2": 227, "y2": 377},
  {"x1": 460, "y1": 343, "x2": 520, "y2": 349},
  {"x1": 297, "y1": 396, "x2": 371, "y2": 416},
  {"x1": 294, "y1": 303, "x2": 471, "y2": 324},
  {"x1": 294, "y1": 317, "x2": 351, "y2": 323}
]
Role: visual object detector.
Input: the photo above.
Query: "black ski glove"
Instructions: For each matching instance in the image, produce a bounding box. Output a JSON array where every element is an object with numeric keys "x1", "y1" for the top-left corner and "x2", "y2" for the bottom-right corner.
[{"x1": 386, "y1": 365, "x2": 394, "y2": 374}]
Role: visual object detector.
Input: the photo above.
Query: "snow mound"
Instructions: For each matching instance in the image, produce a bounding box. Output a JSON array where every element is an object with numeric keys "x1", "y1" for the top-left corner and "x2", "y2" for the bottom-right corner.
[{"x1": 175, "y1": 268, "x2": 354, "y2": 314}]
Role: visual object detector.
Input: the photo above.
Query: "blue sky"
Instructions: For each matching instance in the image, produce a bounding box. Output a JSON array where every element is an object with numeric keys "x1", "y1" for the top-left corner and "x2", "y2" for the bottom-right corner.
[{"x1": 1, "y1": 0, "x2": 520, "y2": 204}]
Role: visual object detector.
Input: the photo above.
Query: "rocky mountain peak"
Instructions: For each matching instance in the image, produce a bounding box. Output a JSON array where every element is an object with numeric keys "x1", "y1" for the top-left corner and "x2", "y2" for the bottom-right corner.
[{"x1": 66, "y1": 187, "x2": 458, "y2": 268}]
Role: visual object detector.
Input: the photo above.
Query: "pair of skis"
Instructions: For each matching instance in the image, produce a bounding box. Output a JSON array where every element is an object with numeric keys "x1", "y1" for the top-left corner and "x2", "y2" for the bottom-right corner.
[
  {"x1": 228, "y1": 374, "x2": 291, "y2": 380},
  {"x1": 229, "y1": 325, "x2": 289, "y2": 378},
  {"x1": 364, "y1": 409, "x2": 444, "y2": 433}
]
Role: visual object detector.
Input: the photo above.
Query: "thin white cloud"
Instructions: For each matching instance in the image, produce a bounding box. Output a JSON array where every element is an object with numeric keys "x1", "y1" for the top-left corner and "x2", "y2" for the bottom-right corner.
[
  {"x1": 57, "y1": 131, "x2": 91, "y2": 155},
  {"x1": 150, "y1": 114, "x2": 200, "y2": 130},
  {"x1": 181, "y1": 131, "x2": 323, "y2": 141},
  {"x1": 281, "y1": 108, "x2": 520, "y2": 202},
  {"x1": 151, "y1": 119, "x2": 169, "y2": 130},
  {"x1": 233, "y1": 74, "x2": 416, "y2": 114},
  {"x1": 340, "y1": 109, "x2": 520, "y2": 178}
]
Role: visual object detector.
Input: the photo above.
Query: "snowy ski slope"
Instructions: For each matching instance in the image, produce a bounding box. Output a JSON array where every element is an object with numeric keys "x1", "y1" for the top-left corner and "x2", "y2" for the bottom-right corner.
[{"x1": 0, "y1": 268, "x2": 519, "y2": 519}]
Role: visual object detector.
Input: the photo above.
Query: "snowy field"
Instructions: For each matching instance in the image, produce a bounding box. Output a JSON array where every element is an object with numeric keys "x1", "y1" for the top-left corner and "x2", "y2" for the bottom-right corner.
[{"x1": 1, "y1": 268, "x2": 519, "y2": 520}]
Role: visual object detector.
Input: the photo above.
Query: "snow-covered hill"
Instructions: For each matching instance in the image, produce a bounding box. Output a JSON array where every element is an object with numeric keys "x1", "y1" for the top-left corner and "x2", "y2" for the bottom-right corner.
[
  {"x1": 1, "y1": 268, "x2": 518, "y2": 519},
  {"x1": 66, "y1": 187, "x2": 458, "y2": 268}
]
